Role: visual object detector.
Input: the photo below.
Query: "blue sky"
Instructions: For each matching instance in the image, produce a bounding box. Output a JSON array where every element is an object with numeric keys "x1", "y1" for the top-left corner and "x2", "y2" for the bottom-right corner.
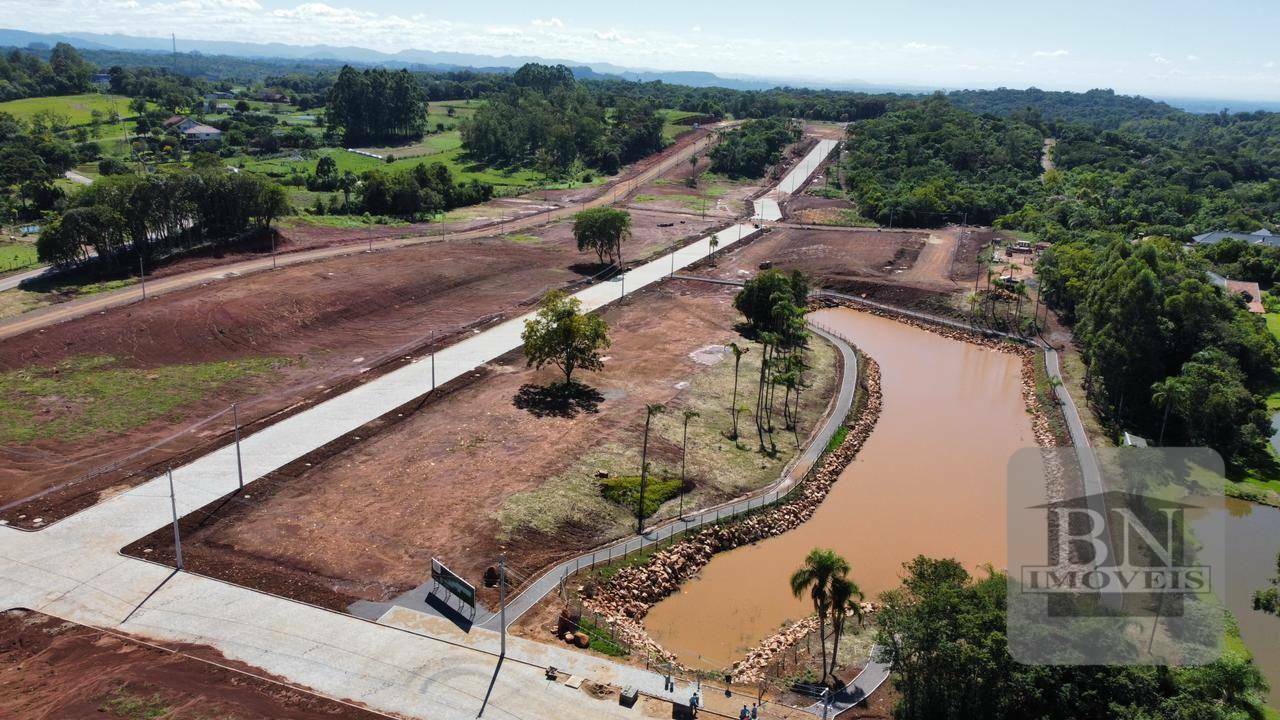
[{"x1": 5, "y1": 0, "x2": 1279, "y2": 99}]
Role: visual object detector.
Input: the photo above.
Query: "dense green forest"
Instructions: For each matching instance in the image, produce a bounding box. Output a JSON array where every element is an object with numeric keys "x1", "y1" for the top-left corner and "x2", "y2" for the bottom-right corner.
[
  {"x1": 947, "y1": 87, "x2": 1181, "y2": 128},
  {"x1": 878, "y1": 556, "x2": 1269, "y2": 720},
  {"x1": 0, "y1": 43, "x2": 94, "y2": 100},
  {"x1": 459, "y1": 63, "x2": 663, "y2": 177},
  {"x1": 708, "y1": 117, "x2": 799, "y2": 178},
  {"x1": 325, "y1": 66, "x2": 429, "y2": 144},
  {"x1": 839, "y1": 94, "x2": 1044, "y2": 226}
]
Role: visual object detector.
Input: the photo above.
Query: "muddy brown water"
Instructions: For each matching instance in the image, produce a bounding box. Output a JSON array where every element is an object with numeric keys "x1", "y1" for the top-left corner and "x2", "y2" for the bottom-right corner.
[
  {"x1": 1216, "y1": 499, "x2": 1280, "y2": 704},
  {"x1": 644, "y1": 307, "x2": 1038, "y2": 668}
]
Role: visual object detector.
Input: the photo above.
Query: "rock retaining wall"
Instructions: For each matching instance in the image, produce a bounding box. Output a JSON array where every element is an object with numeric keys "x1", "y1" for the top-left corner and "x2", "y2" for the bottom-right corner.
[{"x1": 582, "y1": 356, "x2": 883, "y2": 668}]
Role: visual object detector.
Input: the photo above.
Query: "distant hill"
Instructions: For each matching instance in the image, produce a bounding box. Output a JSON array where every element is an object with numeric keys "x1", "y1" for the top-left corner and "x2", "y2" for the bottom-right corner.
[
  {"x1": 2, "y1": 28, "x2": 1275, "y2": 113},
  {"x1": 947, "y1": 87, "x2": 1182, "y2": 127}
]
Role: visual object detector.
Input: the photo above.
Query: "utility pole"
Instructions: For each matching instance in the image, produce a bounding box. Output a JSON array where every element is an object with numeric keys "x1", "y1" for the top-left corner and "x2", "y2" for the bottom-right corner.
[
  {"x1": 138, "y1": 254, "x2": 147, "y2": 300},
  {"x1": 430, "y1": 330, "x2": 436, "y2": 390},
  {"x1": 167, "y1": 469, "x2": 183, "y2": 570},
  {"x1": 271, "y1": 232, "x2": 277, "y2": 270},
  {"x1": 232, "y1": 403, "x2": 244, "y2": 490},
  {"x1": 498, "y1": 555, "x2": 508, "y2": 657}
]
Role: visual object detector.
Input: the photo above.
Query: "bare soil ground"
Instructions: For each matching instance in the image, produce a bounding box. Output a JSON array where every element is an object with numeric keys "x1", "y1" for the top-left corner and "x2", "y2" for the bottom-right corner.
[
  {"x1": 784, "y1": 196, "x2": 862, "y2": 226},
  {"x1": 0, "y1": 609, "x2": 385, "y2": 719},
  {"x1": 624, "y1": 154, "x2": 762, "y2": 220},
  {"x1": 0, "y1": 211, "x2": 720, "y2": 526},
  {"x1": 698, "y1": 225, "x2": 1003, "y2": 317},
  {"x1": 122, "y1": 280, "x2": 838, "y2": 612}
]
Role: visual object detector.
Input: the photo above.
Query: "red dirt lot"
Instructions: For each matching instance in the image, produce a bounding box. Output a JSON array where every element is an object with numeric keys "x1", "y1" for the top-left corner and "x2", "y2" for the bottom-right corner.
[
  {"x1": 784, "y1": 196, "x2": 860, "y2": 226},
  {"x1": 703, "y1": 226, "x2": 928, "y2": 289},
  {"x1": 123, "y1": 280, "x2": 837, "y2": 612},
  {"x1": 0, "y1": 609, "x2": 386, "y2": 719},
  {"x1": 0, "y1": 211, "x2": 720, "y2": 527}
]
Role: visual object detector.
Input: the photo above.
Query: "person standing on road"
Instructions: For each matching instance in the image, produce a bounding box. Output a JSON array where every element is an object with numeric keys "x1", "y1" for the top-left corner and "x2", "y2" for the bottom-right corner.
[
  {"x1": 740, "y1": 705, "x2": 750, "y2": 719},
  {"x1": 689, "y1": 691, "x2": 699, "y2": 718},
  {"x1": 751, "y1": 702, "x2": 759, "y2": 719}
]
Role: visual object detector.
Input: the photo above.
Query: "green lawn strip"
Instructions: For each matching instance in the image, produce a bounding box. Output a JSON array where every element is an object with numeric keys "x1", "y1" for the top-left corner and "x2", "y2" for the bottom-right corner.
[
  {"x1": 0, "y1": 355, "x2": 287, "y2": 444},
  {"x1": 280, "y1": 214, "x2": 408, "y2": 230}
]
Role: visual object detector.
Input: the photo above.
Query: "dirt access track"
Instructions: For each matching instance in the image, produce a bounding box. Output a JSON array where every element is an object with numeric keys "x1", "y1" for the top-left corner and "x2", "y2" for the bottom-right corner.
[
  {"x1": 0, "y1": 122, "x2": 732, "y2": 342},
  {"x1": 123, "y1": 279, "x2": 838, "y2": 613},
  {"x1": 0, "y1": 209, "x2": 723, "y2": 526},
  {"x1": 0, "y1": 609, "x2": 387, "y2": 719}
]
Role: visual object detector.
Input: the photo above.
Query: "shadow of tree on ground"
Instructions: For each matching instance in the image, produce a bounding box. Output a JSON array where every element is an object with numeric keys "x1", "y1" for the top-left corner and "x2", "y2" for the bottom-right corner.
[{"x1": 513, "y1": 381, "x2": 604, "y2": 418}]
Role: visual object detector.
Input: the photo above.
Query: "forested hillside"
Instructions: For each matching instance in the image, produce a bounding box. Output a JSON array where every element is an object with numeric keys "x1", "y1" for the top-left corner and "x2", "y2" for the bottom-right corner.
[
  {"x1": 839, "y1": 94, "x2": 1044, "y2": 226},
  {"x1": 947, "y1": 87, "x2": 1180, "y2": 128}
]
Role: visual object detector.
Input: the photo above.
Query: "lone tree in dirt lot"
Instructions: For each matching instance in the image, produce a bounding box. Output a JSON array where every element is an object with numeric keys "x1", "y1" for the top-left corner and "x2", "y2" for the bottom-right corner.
[
  {"x1": 574, "y1": 207, "x2": 631, "y2": 266},
  {"x1": 521, "y1": 290, "x2": 610, "y2": 386}
]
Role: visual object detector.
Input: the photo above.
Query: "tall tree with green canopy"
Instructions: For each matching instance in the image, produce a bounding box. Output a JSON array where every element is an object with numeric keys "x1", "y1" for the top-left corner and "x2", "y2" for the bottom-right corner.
[
  {"x1": 790, "y1": 548, "x2": 850, "y2": 684},
  {"x1": 521, "y1": 290, "x2": 610, "y2": 386},
  {"x1": 573, "y1": 207, "x2": 631, "y2": 266}
]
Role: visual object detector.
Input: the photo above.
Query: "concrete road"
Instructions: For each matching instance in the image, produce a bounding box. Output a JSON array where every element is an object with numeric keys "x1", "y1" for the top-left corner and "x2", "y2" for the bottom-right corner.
[
  {"x1": 0, "y1": 125, "x2": 734, "y2": 342},
  {"x1": 64, "y1": 169, "x2": 94, "y2": 186},
  {"x1": 0, "y1": 264, "x2": 51, "y2": 292}
]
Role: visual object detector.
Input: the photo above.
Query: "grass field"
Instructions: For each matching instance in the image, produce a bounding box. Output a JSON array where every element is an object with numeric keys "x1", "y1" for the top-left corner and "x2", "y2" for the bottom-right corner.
[
  {"x1": 0, "y1": 354, "x2": 287, "y2": 444},
  {"x1": 0, "y1": 243, "x2": 38, "y2": 273},
  {"x1": 658, "y1": 108, "x2": 703, "y2": 142},
  {"x1": 236, "y1": 141, "x2": 549, "y2": 190},
  {"x1": 0, "y1": 93, "x2": 138, "y2": 126}
]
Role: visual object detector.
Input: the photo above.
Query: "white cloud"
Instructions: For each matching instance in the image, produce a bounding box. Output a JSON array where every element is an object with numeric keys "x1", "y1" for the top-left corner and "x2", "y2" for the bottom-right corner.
[
  {"x1": 691, "y1": 25, "x2": 702, "y2": 32},
  {"x1": 531, "y1": 17, "x2": 562, "y2": 28},
  {"x1": 1266, "y1": 61, "x2": 1277, "y2": 69},
  {"x1": 486, "y1": 26, "x2": 522, "y2": 36},
  {"x1": 1186, "y1": 54, "x2": 1199, "y2": 61},
  {"x1": 1033, "y1": 49, "x2": 1069, "y2": 58},
  {"x1": 1150, "y1": 53, "x2": 1171, "y2": 64}
]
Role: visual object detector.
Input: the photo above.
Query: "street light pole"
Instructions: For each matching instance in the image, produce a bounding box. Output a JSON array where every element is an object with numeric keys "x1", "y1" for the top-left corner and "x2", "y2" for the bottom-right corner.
[
  {"x1": 498, "y1": 554, "x2": 508, "y2": 657},
  {"x1": 232, "y1": 403, "x2": 244, "y2": 490},
  {"x1": 167, "y1": 468, "x2": 183, "y2": 570},
  {"x1": 139, "y1": 254, "x2": 147, "y2": 300}
]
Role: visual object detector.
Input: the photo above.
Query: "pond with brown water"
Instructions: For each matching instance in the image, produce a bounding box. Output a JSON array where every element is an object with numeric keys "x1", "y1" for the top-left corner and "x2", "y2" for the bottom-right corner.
[{"x1": 644, "y1": 307, "x2": 1038, "y2": 667}]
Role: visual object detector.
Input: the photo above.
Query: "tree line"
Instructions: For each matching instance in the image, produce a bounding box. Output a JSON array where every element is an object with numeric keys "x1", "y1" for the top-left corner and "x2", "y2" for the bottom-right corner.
[
  {"x1": 36, "y1": 170, "x2": 289, "y2": 268},
  {"x1": 0, "y1": 44, "x2": 93, "y2": 101}
]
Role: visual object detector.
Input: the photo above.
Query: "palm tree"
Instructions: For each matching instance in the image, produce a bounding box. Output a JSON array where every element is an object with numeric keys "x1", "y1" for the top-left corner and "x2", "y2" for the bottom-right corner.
[
  {"x1": 789, "y1": 548, "x2": 850, "y2": 683},
  {"x1": 679, "y1": 409, "x2": 699, "y2": 519},
  {"x1": 827, "y1": 575, "x2": 864, "y2": 681},
  {"x1": 637, "y1": 403, "x2": 665, "y2": 534},
  {"x1": 708, "y1": 234, "x2": 720, "y2": 260},
  {"x1": 1150, "y1": 377, "x2": 1184, "y2": 446},
  {"x1": 728, "y1": 342, "x2": 749, "y2": 439}
]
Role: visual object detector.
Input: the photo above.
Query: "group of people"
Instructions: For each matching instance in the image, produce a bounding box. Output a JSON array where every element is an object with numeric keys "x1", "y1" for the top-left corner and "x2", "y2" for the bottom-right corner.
[{"x1": 686, "y1": 692, "x2": 761, "y2": 720}]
